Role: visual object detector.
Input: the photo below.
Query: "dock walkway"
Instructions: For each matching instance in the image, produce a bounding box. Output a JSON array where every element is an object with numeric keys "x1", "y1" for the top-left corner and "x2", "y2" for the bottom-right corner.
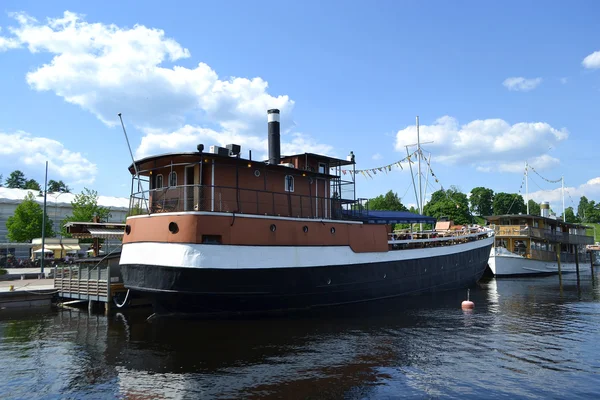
[{"x1": 0, "y1": 278, "x2": 56, "y2": 310}]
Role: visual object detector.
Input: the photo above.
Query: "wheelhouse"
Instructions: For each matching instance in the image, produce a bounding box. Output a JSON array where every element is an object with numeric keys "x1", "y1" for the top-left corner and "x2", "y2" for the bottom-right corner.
[{"x1": 127, "y1": 149, "x2": 357, "y2": 220}]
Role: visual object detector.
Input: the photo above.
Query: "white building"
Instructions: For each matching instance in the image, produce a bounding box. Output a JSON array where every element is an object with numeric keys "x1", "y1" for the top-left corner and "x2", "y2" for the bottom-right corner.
[{"x1": 0, "y1": 187, "x2": 129, "y2": 259}]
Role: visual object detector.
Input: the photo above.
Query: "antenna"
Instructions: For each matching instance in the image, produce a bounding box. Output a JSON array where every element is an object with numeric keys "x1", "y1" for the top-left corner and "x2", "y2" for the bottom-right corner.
[{"x1": 118, "y1": 113, "x2": 148, "y2": 214}]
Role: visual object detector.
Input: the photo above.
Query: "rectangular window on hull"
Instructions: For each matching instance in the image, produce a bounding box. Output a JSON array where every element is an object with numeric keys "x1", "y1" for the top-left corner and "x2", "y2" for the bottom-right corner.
[{"x1": 202, "y1": 235, "x2": 222, "y2": 244}]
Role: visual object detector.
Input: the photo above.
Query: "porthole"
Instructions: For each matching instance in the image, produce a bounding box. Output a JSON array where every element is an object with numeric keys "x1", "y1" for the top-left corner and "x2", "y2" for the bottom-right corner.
[
  {"x1": 303, "y1": 226, "x2": 309, "y2": 233},
  {"x1": 270, "y1": 224, "x2": 276, "y2": 232},
  {"x1": 168, "y1": 222, "x2": 179, "y2": 234},
  {"x1": 254, "y1": 169, "x2": 261, "y2": 177},
  {"x1": 330, "y1": 227, "x2": 336, "y2": 234},
  {"x1": 125, "y1": 225, "x2": 131, "y2": 235}
]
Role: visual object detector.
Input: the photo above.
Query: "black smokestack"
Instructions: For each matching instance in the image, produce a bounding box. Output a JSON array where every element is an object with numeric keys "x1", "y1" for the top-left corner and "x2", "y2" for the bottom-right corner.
[{"x1": 268, "y1": 109, "x2": 280, "y2": 165}]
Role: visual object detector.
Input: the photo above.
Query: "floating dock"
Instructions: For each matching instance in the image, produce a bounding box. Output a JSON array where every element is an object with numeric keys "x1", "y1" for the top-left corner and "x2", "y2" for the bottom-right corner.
[{"x1": 0, "y1": 278, "x2": 55, "y2": 309}]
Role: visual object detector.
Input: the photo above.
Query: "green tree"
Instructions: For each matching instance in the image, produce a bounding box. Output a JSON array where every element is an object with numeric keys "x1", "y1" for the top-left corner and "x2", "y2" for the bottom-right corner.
[
  {"x1": 423, "y1": 186, "x2": 471, "y2": 225},
  {"x1": 577, "y1": 196, "x2": 589, "y2": 222},
  {"x1": 125, "y1": 204, "x2": 145, "y2": 219},
  {"x1": 0, "y1": 174, "x2": 3, "y2": 187},
  {"x1": 61, "y1": 188, "x2": 111, "y2": 237},
  {"x1": 587, "y1": 202, "x2": 600, "y2": 223},
  {"x1": 577, "y1": 196, "x2": 600, "y2": 223},
  {"x1": 24, "y1": 179, "x2": 41, "y2": 191},
  {"x1": 493, "y1": 193, "x2": 526, "y2": 215},
  {"x1": 367, "y1": 190, "x2": 408, "y2": 211},
  {"x1": 5, "y1": 170, "x2": 27, "y2": 189},
  {"x1": 528, "y1": 199, "x2": 541, "y2": 216},
  {"x1": 5, "y1": 192, "x2": 54, "y2": 242},
  {"x1": 469, "y1": 187, "x2": 494, "y2": 216},
  {"x1": 48, "y1": 179, "x2": 71, "y2": 193},
  {"x1": 563, "y1": 207, "x2": 579, "y2": 223}
]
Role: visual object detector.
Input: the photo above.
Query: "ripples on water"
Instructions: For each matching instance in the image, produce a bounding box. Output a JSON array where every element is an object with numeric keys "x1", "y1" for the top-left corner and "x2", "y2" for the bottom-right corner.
[{"x1": 1, "y1": 273, "x2": 600, "y2": 399}]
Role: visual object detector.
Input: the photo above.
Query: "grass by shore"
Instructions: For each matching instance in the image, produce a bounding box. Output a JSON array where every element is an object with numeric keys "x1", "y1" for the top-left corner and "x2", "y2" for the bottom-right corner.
[{"x1": 587, "y1": 223, "x2": 600, "y2": 243}]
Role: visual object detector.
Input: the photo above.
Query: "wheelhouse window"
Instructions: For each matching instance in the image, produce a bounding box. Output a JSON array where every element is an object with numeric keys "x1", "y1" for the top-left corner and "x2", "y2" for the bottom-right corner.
[
  {"x1": 318, "y1": 162, "x2": 327, "y2": 174},
  {"x1": 169, "y1": 171, "x2": 177, "y2": 187},
  {"x1": 285, "y1": 175, "x2": 294, "y2": 192},
  {"x1": 156, "y1": 174, "x2": 163, "y2": 189}
]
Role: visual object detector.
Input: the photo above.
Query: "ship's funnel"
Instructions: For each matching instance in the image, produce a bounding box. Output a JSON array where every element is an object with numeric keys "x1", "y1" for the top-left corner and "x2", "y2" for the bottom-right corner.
[
  {"x1": 540, "y1": 201, "x2": 550, "y2": 218},
  {"x1": 268, "y1": 109, "x2": 281, "y2": 165}
]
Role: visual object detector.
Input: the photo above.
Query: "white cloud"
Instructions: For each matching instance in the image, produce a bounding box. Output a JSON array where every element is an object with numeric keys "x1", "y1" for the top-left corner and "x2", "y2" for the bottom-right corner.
[
  {"x1": 0, "y1": 27, "x2": 20, "y2": 51},
  {"x1": 394, "y1": 116, "x2": 568, "y2": 172},
  {"x1": 0, "y1": 11, "x2": 330, "y2": 160},
  {"x1": 528, "y1": 176, "x2": 600, "y2": 212},
  {"x1": 502, "y1": 77, "x2": 543, "y2": 92},
  {"x1": 582, "y1": 50, "x2": 600, "y2": 69},
  {"x1": 498, "y1": 154, "x2": 560, "y2": 173},
  {"x1": 560, "y1": 77, "x2": 568, "y2": 84},
  {"x1": 136, "y1": 125, "x2": 333, "y2": 160},
  {"x1": 0, "y1": 130, "x2": 97, "y2": 184},
  {"x1": 372, "y1": 153, "x2": 382, "y2": 160}
]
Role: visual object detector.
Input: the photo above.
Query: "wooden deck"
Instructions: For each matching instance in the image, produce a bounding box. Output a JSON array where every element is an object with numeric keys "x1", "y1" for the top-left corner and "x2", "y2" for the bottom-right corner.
[{"x1": 54, "y1": 264, "x2": 126, "y2": 303}]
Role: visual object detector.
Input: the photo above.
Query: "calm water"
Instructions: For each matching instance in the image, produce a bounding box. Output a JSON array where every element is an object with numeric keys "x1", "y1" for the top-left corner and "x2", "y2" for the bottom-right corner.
[{"x1": 1, "y1": 273, "x2": 600, "y2": 399}]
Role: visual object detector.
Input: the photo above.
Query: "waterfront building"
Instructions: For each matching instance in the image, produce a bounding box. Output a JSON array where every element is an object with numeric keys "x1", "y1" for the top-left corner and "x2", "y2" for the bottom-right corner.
[{"x1": 0, "y1": 187, "x2": 129, "y2": 260}]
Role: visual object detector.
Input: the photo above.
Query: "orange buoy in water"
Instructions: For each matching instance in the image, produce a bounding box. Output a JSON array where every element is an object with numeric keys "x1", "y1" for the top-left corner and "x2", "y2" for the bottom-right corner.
[{"x1": 461, "y1": 289, "x2": 474, "y2": 309}]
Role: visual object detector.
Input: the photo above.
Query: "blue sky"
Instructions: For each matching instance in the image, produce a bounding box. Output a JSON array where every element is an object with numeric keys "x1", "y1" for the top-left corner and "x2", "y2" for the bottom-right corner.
[{"x1": 1, "y1": 0, "x2": 599, "y2": 212}]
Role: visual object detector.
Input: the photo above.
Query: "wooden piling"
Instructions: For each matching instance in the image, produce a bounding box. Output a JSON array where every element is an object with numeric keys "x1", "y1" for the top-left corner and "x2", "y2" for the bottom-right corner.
[
  {"x1": 592, "y1": 251, "x2": 596, "y2": 284},
  {"x1": 556, "y1": 242, "x2": 562, "y2": 287},
  {"x1": 575, "y1": 248, "x2": 581, "y2": 290}
]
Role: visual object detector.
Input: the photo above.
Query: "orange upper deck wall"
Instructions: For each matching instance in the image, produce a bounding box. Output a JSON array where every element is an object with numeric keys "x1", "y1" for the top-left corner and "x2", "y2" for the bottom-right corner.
[{"x1": 133, "y1": 152, "x2": 343, "y2": 218}]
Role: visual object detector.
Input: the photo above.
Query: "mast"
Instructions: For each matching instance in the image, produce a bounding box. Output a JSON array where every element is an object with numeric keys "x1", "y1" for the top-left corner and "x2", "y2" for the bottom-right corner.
[
  {"x1": 562, "y1": 176, "x2": 565, "y2": 222},
  {"x1": 416, "y1": 116, "x2": 422, "y2": 214},
  {"x1": 406, "y1": 146, "x2": 419, "y2": 214},
  {"x1": 416, "y1": 116, "x2": 423, "y2": 231},
  {"x1": 525, "y1": 162, "x2": 529, "y2": 214},
  {"x1": 423, "y1": 152, "x2": 432, "y2": 211}
]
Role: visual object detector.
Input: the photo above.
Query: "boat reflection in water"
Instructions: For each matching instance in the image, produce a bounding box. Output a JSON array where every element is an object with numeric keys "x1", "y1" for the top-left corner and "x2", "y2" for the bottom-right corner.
[{"x1": 2, "y1": 274, "x2": 600, "y2": 399}]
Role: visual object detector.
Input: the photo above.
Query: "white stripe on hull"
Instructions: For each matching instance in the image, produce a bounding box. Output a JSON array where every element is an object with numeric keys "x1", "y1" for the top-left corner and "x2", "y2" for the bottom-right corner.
[
  {"x1": 120, "y1": 236, "x2": 494, "y2": 270},
  {"x1": 489, "y1": 254, "x2": 580, "y2": 276}
]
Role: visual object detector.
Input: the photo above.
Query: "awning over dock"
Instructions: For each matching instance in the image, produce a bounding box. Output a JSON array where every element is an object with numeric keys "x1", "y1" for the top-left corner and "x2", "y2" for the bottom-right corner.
[{"x1": 64, "y1": 222, "x2": 126, "y2": 239}]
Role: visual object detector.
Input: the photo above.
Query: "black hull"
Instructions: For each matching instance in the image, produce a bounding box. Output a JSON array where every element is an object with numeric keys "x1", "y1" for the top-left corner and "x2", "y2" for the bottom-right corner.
[{"x1": 120, "y1": 242, "x2": 492, "y2": 315}]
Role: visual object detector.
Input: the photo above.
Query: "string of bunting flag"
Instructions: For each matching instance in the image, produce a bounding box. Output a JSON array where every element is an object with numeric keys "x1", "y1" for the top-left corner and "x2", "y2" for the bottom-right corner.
[
  {"x1": 564, "y1": 188, "x2": 577, "y2": 206},
  {"x1": 341, "y1": 149, "x2": 419, "y2": 178},
  {"x1": 528, "y1": 165, "x2": 562, "y2": 184},
  {"x1": 506, "y1": 164, "x2": 528, "y2": 214}
]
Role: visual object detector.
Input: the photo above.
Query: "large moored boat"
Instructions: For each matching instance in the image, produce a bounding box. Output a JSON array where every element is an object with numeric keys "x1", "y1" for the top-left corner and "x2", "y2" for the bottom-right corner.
[
  {"x1": 119, "y1": 109, "x2": 494, "y2": 315},
  {"x1": 486, "y1": 205, "x2": 594, "y2": 277}
]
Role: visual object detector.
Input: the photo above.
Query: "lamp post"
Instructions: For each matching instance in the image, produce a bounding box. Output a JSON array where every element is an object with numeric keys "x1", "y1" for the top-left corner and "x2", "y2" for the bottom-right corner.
[{"x1": 40, "y1": 161, "x2": 48, "y2": 277}]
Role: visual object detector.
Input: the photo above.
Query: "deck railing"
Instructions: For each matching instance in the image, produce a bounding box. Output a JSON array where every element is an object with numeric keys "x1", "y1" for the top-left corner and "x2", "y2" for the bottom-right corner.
[
  {"x1": 131, "y1": 184, "x2": 354, "y2": 220},
  {"x1": 491, "y1": 224, "x2": 593, "y2": 245},
  {"x1": 54, "y1": 264, "x2": 110, "y2": 302}
]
